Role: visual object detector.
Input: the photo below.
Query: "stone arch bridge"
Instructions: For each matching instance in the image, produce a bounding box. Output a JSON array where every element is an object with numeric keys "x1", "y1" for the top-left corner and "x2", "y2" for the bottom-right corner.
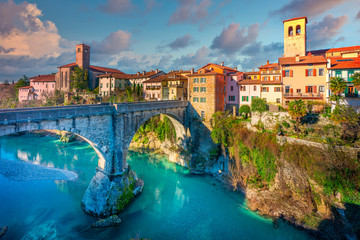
[{"x1": 0, "y1": 101, "x2": 189, "y2": 216}]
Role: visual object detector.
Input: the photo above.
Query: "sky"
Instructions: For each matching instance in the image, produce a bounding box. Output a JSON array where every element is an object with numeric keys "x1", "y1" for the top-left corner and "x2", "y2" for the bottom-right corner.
[{"x1": 0, "y1": 0, "x2": 359, "y2": 82}]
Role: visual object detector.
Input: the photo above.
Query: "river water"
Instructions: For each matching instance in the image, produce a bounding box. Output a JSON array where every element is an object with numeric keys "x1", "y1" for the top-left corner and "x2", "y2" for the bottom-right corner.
[{"x1": 0, "y1": 134, "x2": 313, "y2": 239}]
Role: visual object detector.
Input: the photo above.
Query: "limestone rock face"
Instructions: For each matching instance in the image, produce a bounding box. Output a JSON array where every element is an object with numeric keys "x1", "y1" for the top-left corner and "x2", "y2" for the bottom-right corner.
[
  {"x1": 82, "y1": 170, "x2": 143, "y2": 218},
  {"x1": 91, "y1": 215, "x2": 121, "y2": 228}
]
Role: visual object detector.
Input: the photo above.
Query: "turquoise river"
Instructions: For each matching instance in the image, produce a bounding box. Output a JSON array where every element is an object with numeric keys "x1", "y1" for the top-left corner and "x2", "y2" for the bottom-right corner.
[{"x1": 0, "y1": 134, "x2": 314, "y2": 239}]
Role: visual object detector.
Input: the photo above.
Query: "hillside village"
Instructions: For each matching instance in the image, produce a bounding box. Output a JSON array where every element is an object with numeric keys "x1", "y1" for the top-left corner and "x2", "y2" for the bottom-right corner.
[{"x1": 8, "y1": 16, "x2": 360, "y2": 127}]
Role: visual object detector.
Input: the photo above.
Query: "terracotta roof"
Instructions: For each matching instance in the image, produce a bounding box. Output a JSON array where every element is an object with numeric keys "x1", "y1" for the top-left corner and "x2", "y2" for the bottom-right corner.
[
  {"x1": 30, "y1": 74, "x2": 55, "y2": 82},
  {"x1": 127, "y1": 71, "x2": 162, "y2": 79},
  {"x1": 238, "y1": 80, "x2": 261, "y2": 85},
  {"x1": 283, "y1": 16, "x2": 308, "y2": 24},
  {"x1": 328, "y1": 57, "x2": 360, "y2": 70},
  {"x1": 90, "y1": 66, "x2": 123, "y2": 73},
  {"x1": 260, "y1": 81, "x2": 282, "y2": 85},
  {"x1": 187, "y1": 71, "x2": 219, "y2": 76},
  {"x1": 199, "y1": 63, "x2": 237, "y2": 72},
  {"x1": 143, "y1": 75, "x2": 168, "y2": 83},
  {"x1": 18, "y1": 86, "x2": 34, "y2": 89},
  {"x1": 259, "y1": 63, "x2": 279, "y2": 69},
  {"x1": 279, "y1": 55, "x2": 327, "y2": 65},
  {"x1": 327, "y1": 45, "x2": 360, "y2": 53},
  {"x1": 58, "y1": 63, "x2": 123, "y2": 74},
  {"x1": 58, "y1": 62, "x2": 77, "y2": 68},
  {"x1": 244, "y1": 71, "x2": 260, "y2": 75}
]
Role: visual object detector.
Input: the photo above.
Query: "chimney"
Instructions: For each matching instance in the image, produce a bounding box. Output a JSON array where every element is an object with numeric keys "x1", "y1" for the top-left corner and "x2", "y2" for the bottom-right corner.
[
  {"x1": 156, "y1": 69, "x2": 158, "y2": 73},
  {"x1": 252, "y1": 68, "x2": 254, "y2": 72},
  {"x1": 267, "y1": 60, "x2": 269, "y2": 65},
  {"x1": 234, "y1": 67, "x2": 237, "y2": 71},
  {"x1": 143, "y1": 71, "x2": 146, "y2": 75},
  {"x1": 191, "y1": 68, "x2": 194, "y2": 74},
  {"x1": 137, "y1": 72, "x2": 140, "y2": 76},
  {"x1": 221, "y1": 62, "x2": 224, "y2": 66},
  {"x1": 295, "y1": 54, "x2": 300, "y2": 62}
]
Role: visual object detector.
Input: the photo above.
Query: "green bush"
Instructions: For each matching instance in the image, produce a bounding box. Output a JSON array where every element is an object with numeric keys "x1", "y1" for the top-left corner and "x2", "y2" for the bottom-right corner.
[
  {"x1": 239, "y1": 105, "x2": 251, "y2": 119},
  {"x1": 251, "y1": 98, "x2": 268, "y2": 114}
]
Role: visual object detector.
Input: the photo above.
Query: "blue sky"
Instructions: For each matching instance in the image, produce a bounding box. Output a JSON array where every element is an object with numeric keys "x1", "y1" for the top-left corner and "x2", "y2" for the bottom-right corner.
[{"x1": 0, "y1": 0, "x2": 359, "y2": 82}]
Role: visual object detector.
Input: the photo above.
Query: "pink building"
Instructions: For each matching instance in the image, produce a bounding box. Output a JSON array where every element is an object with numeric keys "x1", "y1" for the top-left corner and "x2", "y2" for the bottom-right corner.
[
  {"x1": 226, "y1": 71, "x2": 242, "y2": 111},
  {"x1": 30, "y1": 74, "x2": 56, "y2": 101},
  {"x1": 238, "y1": 79, "x2": 261, "y2": 106},
  {"x1": 18, "y1": 86, "x2": 36, "y2": 102}
]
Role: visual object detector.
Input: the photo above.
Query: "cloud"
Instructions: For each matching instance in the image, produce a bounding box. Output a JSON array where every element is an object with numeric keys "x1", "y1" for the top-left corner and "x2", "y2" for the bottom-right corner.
[
  {"x1": 99, "y1": 0, "x2": 133, "y2": 14},
  {"x1": 210, "y1": 23, "x2": 259, "y2": 54},
  {"x1": 168, "y1": 34, "x2": 195, "y2": 50},
  {"x1": 168, "y1": 0, "x2": 212, "y2": 25},
  {"x1": 0, "y1": 0, "x2": 72, "y2": 59},
  {"x1": 356, "y1": 11, "x2": 360, "y2": 20},
  {"x1": 234, "y1": 42, "x2": 283, "y2": 71},
  {"x1": 144, "y1": 0, "x2": 157, "y2": 13},
  {"x1": 0, "y1": 46, "x2": 15, "y2": 54},
  {"x1": 308, "y1": 14, "x2": 348, "y2": 49},
  {"x1": 173, "y1": 46, "x2": 210, "y2": 68},
  {"x1": 91, "y1": 30, "x2": 132, "y2": 57},
  {"x1": 271, "y1": 0, "x2": 348, "y2": 18}
]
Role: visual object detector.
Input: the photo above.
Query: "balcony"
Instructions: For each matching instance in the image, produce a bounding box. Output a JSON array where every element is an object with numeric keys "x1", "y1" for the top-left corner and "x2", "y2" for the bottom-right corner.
[
  {"x1": 284, "y1": 92, "x2": 324, "y2": 99},
  {"x1": 345, "y1": 93, "x2": 359, "y2": 98},
  {"x1": 146, "y1": 86, "x2": 161, "y2": 90}
]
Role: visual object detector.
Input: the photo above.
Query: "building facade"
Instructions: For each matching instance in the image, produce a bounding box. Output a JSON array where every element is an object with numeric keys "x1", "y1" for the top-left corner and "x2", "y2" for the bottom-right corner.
[
  {"x1": 259, "y1": 61, "x2": 282, "y2": 105},
  {"x1": 238, "y1": 80, "x2": 261, "y2": 106},
  {"x1": 161, "y1": 71, "x2": 188, "y2": 101},
  {"x1": 98, "y1": 73, "x2": 129, "y2": 97},
  {"x1": 18, "y1": 74, "x2": 56, "y2": 102},
  {"x1": 226, "y1": 72, "x2": 241, "y2": 111}
]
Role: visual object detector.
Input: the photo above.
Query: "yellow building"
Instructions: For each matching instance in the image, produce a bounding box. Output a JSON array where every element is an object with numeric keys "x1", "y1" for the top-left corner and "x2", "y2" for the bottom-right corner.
[
  {"x1": 161, "y1": 71, "x2": 188, "y2": 101},
  {"x1": 259, "y1": 61, "x2": 282, "y2": 105}
]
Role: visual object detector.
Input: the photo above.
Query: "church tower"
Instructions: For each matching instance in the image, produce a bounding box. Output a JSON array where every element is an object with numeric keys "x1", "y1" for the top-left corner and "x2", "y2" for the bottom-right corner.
[
  {"x1": 76, "y1": 44, "x2": 90, "y2": 70},
  {"x1": 283, "y1": 17, "x2": 307, "y2": 57}
]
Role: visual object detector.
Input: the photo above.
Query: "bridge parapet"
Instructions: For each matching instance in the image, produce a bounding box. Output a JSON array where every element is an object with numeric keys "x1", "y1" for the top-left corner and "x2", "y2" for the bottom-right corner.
[
  {"x1": 114, "y1": 100, "x2": 188, "y2": 114},
  {"x1": 0, "y1": 105, "x2": 114, "y2": 125}
]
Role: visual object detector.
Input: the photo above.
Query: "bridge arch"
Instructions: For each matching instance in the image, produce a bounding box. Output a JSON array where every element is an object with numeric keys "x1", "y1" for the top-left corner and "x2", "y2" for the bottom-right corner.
[{"x1": 0, "y1": 118, "x2": 111, "y2": 172}]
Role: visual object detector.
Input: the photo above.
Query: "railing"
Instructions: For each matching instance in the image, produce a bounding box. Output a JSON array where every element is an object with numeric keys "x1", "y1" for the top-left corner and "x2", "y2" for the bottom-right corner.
[
  {"x1": 345, "y1": 93, "x2": 359, "y2": 98},
  {"x1": 284, "y1": 93, "x2": 323, "y2": 98},
  {"x1": 146, "y1": 86, "x2": 161, "y2": 90}
]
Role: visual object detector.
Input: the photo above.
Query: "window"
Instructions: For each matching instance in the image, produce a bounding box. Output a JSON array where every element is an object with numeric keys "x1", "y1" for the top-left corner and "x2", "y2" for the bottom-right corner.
[
  {"x1": 230, "y1": 86, "x2": 233, "y2": 91},
  {"x1": 229, "y1": 96, "x2": 235, "y2": 101},
  {"x1": 306, "y1": 86, "x2": 314, "y2": 93},
  {"x1": 242, "y1": 96, "x2": 249, "y2": 102},
  {"x1": 319, "y1": 85, "x2": 325, "y2": 92},
  {"x1": 335, "y1": 71, "x2": 342, "y2": 78},
  {"x1": 78, "y1": 48, "x2": 81, "y2": 52},
  {"x1": 193, "y1": 78, "x2": 199, "y2": 83},
  {"x1": 274, "y1": 87, "x2": 281, "y2": 92},
  {"x1": 262, "y1": 87, "x2": 268, "y2": 92},
  {"x1": 251, "y1": 96, "x2": 258, "y2": 100},
  {"x1": 276, "y1": 98, "x2": 281, "y2": 103},
  {"x1": 111, "y1": 83, "x2": 113, "y2": 88},
  {"x1": 319, "y1": 69, "x2": 324, "y2": 76},
  {"x1": 285, "y1": 86, "x2": 290, "y2": 93},
  {"x1": 296, "y1": 25, "x2": 301, "y2": 35},
  {"x1": 288, "y1": 26, "x2": 293, "y2": 36},
  {"x1": 200, "y1": 78, "x2": 206, "y2": 83},
  {"x1": 254, "y1": 86, "x2": 257, "y2": 91},
  {"x1": 200, "y1": 97, "x2": 206, "y2": 103},
  {"x1": 200, "y1": 87, "x2": 206, "y2": 92},
  {"x1": 201, "y1": 111, "x2": 205, "y2": 119},
  {"x1": 254, "y1": 76, "x2": 257, "y2": 80},
  {"x1": 296, "y1": 89, "x2": 301, "y2": 93},
  {"x1": 308, "y1": 69, "x2": 313, "y2": 76},
  {"x1": 106, "y1": 83, "x2": 109, "y2": 88},
  {"x1": 193, "y1": 87, "x2": 199, "y2": 92},
  {"x1": 240, "y1": 86, "x2": 246, "y2": 91},
  {"x1": 274, "y1": 76, "x2": 280, "y2": 81},
  {"x1": 285, "y1": 70, "x2": 290, "y2": 77},
  {"x1": 193, "y1": 97, "x2": 199, "y2": 102},
  {"x1": 349, "y1": 71, "x2": 355, "y2": 78}
]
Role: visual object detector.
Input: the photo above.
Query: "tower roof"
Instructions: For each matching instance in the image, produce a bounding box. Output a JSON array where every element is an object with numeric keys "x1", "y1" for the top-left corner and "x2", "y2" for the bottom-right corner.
[{"x1": 283, "y1": 16, "x2": 308, "y2": 24}]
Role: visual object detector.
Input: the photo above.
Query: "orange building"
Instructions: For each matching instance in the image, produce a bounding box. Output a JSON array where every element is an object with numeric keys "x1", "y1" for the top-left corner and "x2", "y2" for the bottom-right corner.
[{"x1": 187, "y1": 62, "x2": 237, "y2": 128}]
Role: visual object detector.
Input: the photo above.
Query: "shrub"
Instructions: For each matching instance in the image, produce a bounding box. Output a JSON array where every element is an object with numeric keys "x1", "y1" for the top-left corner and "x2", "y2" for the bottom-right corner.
[
  {"x1": 251, "y1": 98, "x2": 268, "y2": 114},
  {"x1": 239, "y1": 105, "x2": 251, "y2": 119}
]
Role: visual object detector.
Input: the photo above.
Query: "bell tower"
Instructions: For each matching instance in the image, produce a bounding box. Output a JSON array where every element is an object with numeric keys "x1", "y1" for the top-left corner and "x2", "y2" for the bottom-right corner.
[
  {"x1": 76, "y1": 44, "x2": 90, "y2": 70},
  {"x1": 283, "y1": 17, "x2": 307, "y2": 57}
]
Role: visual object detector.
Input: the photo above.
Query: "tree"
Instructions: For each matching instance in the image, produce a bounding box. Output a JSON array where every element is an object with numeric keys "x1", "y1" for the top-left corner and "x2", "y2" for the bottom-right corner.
[
  {"x1": 331, "y1": 104, "x2": 359, "y2": 142},
  {"x1": 329, "y1": 77, "x2": 346, "y2": 105},
  {"x1": 352, "y1": 72, "x2": 360, "y2": 91},
  {"x1": 251, "y1": 98, "x2": 268, "y2": 115},
  {"x1": 239, "y1": 105, "x2": 251, "y2": 119},
  {"x1": 3, "y1": 80, "x2": 9, "y2": 85},
  {"x1": 70, "y1": 66, "x2": 88, "y2": 95},
  {"x1": 288, "y1": 99, "x2": 307, "y2": 138}
]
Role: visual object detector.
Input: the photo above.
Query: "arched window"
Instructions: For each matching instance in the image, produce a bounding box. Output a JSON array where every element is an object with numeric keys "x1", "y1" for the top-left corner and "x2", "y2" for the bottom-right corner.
[
  {"x1": 288, "y1": 26, "x2": 293, "y2": 36},
  {"x1": 296, "y1": 25, "x2": 301, "y2": 35}
]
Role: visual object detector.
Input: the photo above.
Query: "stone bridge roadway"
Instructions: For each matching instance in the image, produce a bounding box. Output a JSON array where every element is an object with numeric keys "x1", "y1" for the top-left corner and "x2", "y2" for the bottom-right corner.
[{"x1": 0, "y1": 101, "x2": 189, "y2": 217}]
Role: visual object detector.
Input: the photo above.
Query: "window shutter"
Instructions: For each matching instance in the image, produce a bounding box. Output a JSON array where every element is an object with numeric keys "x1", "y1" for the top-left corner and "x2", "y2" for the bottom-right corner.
[
  {"x1": 290, "y1": 70, "x2": 293, "y2": 77},
  {"x1": 267, "y1": 87, "x2": 269, "y2": 92},
  {"x1": 290, "y1": 88, "x2": 293, "y2": 93},
  {"x1": 314, "y1": 86, "x2": 317, "y2": 93},
  {"x1": 305, "y1": 69, "x2": 308, "y2": 77},
  {"x1": 282, "y1": 70, "x2": 286, "y2": 77},
  {"x1": 305, "y1": 86, "x2": 308, "y2": 93},
  {"x1": 313, "y1": 69, "x2": 317, "y2": 76}
]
